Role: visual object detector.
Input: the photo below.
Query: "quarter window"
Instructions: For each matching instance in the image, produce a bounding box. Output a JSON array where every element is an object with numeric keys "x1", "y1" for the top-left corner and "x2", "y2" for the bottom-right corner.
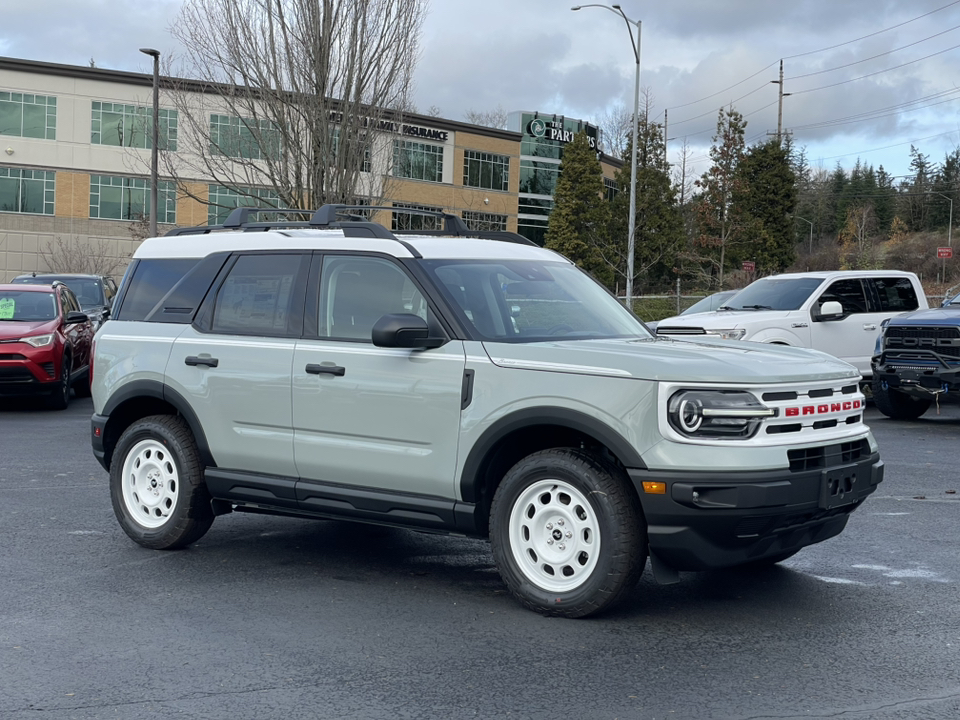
[
  {"x1": 212, "y1": 254, "x2": 302, "y2": 336},
  {"x1": 319, "y1": 256, "x2": 429, "y2": 341},
  {"x1": 462, "y1": 150, "x2": 509, "y2": 191},
  {"x1": 0, "y1": 167, "x2": 55, "y2": 215},
  {"x1": 91, "y1": 101, "x2": 178, "y2": 150},
  {"x1": 0, "y1": 91, "x2": 56, "y2": 140},
  {"x1": 90, "y1": 175, "x2": 176, "y2": 224},
  {"x1": 393, "y1": 139, "x2": 444, "y2": 182},
  {"x1": 115, "y1": 258, "x2": 200, "y2": 322}
]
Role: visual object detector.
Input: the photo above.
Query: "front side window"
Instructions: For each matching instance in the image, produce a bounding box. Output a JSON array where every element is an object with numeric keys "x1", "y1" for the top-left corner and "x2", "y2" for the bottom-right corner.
[
  {"x1": 90, "y1": 175, "x2": 176, "y2": 224},
  {"x1": 424, "y1": 259, "x2": 649, "y2": 342},
  {"x1": 0, "y1": 167, "x2": 55, "y2": 215},
  {"x1": 723, "y1": 277, "x2": 824, "y2": 311},
  {"x1": 868, "y1": 277, "x2": 919, "y2": 312},
  {"x1": 207, "y1": 184, "x2": 282, "y2": 225},
  {"x1": 393, "y1": 139, "x2": 444, "y2": 182},
  {"x1": 462, "y1": 211, "x2": 507, "y2": 232},
  {"x1": 209, "y1": 114, "x2": 281, "y2": 160},
  {"x1": 91, "y1": 101, "x2": 178, "y2": 150},
  {"x1": 212, "y1": 254, "x2": 302, "y2": 336},
  {"x1": 463, "y1": 150, "x2": 509, "y2": 191},
  {"x1": 0, "y1": 91, "x2": 56, "y2": 140},
  {"x1": 319, "y1": 256, "x2": 430, "y2": 341},
  {"x1": 0, "y1": 291, "x2": 57, "y2": 321},
  {"x1": 818, "y1": 279, "x2": 868, "y2": 314},
  {"x1": 392, "y1": 202, "x2": 442, "y2": 231}
]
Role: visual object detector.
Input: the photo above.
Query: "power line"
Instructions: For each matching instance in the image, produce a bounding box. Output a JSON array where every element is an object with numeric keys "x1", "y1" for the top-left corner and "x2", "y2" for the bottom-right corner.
[
  {"x1": 792, "y1": 89, "x2": 960, "y2": 131},
  {"x1": 816, "y1": 129, "x2": 960, "y2": 161}
]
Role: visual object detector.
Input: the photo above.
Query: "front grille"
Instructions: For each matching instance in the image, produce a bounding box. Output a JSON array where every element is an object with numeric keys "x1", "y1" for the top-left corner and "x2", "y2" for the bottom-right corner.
[
  {"x1": 0, "y1": 367, "x2": 36, "y2": 383},
  {"x1": 886, "y1": 326, "x2": 960, "y2": 360},
  {"x1": 656, "y1": 326, "x2": 705, "y2": 335},
  {"x1": 787, "y1": 439, "x2": 870, "y2": 472},
  {"x1": 887, "y1": 326, "x2": 960, "y2": 340},
  {"x1": 0, "y1": 353, "x2": 27, "y2": 361}
]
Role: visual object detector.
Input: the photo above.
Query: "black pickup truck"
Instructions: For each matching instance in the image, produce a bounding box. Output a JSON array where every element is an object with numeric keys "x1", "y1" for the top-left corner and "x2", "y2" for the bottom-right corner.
[{"x1": 871, "y1": 290, "x2": 960, "y2": 419}]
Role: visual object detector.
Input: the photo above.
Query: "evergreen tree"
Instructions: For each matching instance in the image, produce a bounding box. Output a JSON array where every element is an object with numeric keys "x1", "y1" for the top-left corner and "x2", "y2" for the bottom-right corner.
[
  {"x1": 734, "y1": 139, "x2": 797, "y2": 274},
  {"x1": 602, "y1": 119, "x2": 684, "y2": 294},
  {"x1": 544, "y1": 131, "x2": 611, "y2": 284}
]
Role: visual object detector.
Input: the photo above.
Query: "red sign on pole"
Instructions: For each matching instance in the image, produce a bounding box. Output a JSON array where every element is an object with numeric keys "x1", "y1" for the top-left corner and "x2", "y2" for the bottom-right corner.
[
  {"x1": 742, "y1": 261, "x2": 756, "y2": 272},
  {"x1": 938, "y1": 247, "x2": 953, "y2": 259}
]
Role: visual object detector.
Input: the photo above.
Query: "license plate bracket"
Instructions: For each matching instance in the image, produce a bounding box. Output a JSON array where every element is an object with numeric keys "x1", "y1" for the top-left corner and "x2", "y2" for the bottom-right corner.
[{"x1": 820, "y1": 464, "x2": 859, "y2": 509}]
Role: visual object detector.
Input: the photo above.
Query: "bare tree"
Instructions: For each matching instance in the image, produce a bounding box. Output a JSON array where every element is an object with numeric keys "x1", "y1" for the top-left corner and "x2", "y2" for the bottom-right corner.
[
  {"x1": 165, "y1": 0, "x2": 427, "y2": 215},
  {"x1": 38, "y1": 237, "x2": 126, "y2": 276},
  {"x1": 463, "y1": 105, "x2": 508, "y2": 130},
  {"x1": 597, "y1": 102, "x2": 632, "y2": 158}
]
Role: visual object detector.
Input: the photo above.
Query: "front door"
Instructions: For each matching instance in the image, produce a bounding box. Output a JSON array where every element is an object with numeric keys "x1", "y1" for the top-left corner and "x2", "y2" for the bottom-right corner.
[
  {"x1": 810, "y1": 278, "x2": 881, "y2": 375},
  {"x1": 292, "y1": 254, "x2": 465, "y2": 499}
]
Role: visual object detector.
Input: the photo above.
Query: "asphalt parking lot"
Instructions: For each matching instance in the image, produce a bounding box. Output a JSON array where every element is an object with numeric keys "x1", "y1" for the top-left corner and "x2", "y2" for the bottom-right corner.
[{"x1": 0, "y1": 396, "x2": 958, "y2": 719}]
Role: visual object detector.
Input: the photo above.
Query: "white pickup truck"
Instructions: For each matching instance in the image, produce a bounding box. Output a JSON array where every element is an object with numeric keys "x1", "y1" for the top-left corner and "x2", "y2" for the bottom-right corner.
[{"x1": 656, "y1": 270, "x2": 928, "y2": 379}]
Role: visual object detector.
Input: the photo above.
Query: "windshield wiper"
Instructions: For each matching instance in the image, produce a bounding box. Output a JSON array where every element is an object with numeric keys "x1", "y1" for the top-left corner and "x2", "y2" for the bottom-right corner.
[{"x1": 740, "y1": 304, "x2": 773, "y2": 310}]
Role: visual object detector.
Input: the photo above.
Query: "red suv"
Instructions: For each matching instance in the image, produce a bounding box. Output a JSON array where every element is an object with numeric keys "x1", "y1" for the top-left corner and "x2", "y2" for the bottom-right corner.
[{"x1": 0, "y1": 282, "x2": 94, "y2": 409}]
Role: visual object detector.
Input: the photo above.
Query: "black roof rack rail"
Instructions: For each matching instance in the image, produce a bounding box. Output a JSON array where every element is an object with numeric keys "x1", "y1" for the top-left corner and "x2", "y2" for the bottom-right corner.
[{"x1": 162, "y1": 203, "x2": 536, "y2": 247}]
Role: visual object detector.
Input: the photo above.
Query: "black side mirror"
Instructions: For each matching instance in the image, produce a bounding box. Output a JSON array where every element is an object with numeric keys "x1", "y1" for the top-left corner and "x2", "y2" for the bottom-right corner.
[
  {"x1": 65, "y1": 311, "x2": 89, "y2": 324},
  {"x1": 101, "y1": 306, "x2": 111, "y2": 319},
  {"x1": 372, "y1": 313, "x2": 444, "y2": 349}
]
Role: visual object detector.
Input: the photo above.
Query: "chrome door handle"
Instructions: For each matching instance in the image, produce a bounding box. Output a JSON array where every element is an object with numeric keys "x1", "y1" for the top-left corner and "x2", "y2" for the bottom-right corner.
[
  {"x1": 305, "y1": 363, "x2": 345, "y2": 377},
  {"x1": 185, "y1": 356, "x2": 219, "y2": 368},
  {"x1": 862, "y1": 324, "x2": 877, "y2": 331}
]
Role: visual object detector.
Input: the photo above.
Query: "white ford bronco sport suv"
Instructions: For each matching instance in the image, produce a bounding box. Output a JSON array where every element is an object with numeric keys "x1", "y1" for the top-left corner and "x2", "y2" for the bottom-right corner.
[
  {"x1": 91, "y1": 206, "x2": 884, "y2": 618},
  {"x1": 656, "y1": 270, "x2": 927, "y2": 380}
]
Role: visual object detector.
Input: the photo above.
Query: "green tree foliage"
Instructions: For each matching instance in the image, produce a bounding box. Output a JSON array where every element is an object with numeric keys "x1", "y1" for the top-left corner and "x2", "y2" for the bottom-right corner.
[
  {"x1": 734, "y1": 139, "x2": 798, "y2": 274},
  {"x1": 694, "y1": 107, "x2": 748, "y2": 288},
  {"x1": 544, "y1": 131, "x2": 611, "y2": 283},
  {"x1": 602, "y1": 118, "x2": 684, "y2": 294}
]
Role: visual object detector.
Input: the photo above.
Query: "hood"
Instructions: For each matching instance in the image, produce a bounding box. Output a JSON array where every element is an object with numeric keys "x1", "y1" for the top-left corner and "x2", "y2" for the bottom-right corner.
[
  {"x1": 656, "y1": 309, "x2": 795, "y2": 329},
  {"x1": 888, "y1": 305, "x2": 960, "y2": 325},
  {"x1": 483, "y1": 337, "x2": 859, "y2": 384},
  {"x1": 0, "y1": 319, "x2": 56, "y2": 341}
]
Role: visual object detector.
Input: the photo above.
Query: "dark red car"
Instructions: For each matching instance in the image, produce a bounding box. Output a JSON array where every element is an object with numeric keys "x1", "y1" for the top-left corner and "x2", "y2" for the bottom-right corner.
[{"x1": 0, "y1": 282, "x2": 94, "y2": 409}]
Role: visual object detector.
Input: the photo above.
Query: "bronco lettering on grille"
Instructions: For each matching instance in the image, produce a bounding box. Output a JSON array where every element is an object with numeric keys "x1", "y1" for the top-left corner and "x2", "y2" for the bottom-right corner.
[{"x1": 784, "y1": 399, "x2": 862, "y2": 417}]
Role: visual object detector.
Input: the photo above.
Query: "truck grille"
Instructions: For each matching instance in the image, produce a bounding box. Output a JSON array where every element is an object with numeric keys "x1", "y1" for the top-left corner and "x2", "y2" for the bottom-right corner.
[
  {"x1": 885, "y1": 326, "x2": 960, "y2": 361},
  {"x1": 788, "y1": 439, "x2": 870, "y2": 472}
]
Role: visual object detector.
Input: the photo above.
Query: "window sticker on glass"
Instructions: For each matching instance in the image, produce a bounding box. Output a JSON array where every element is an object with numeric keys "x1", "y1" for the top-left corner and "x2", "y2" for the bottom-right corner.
[{"x1": 0, "y1": 297, "x2": 14, "y2": 319}]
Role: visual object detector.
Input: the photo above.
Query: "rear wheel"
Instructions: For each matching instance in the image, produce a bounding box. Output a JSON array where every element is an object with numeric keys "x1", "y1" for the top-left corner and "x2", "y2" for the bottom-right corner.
[
  {"x1": 490, "y1": 448, "x2": 647, "y2": 618},
  {"x1": 110, "y1": 415, "x2": 214, "y2": 549},
  {"x1": 872, "y1": 377, "x2": 930, "y2": 420}
]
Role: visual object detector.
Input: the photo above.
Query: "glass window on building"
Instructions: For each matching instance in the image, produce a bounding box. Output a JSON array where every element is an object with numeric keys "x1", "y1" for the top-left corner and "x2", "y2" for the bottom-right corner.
[
  {"x1": 462, "y1": 150, "x2": 509, "y2": 192},
  {"x1": 208, "y1": 184, "x2": 282, "y2": 225},
  {"x1": 330, "y1": 126, "x2": 372, "y2": 173},
  {"x1": 393, "y1": 140, "x2": 444, "y2": 182},
  {"x1": 0, "y1": 92, "x2": 56, "y2": 140},
  {"x1": 517, "y1": 216, "x2": 549, "y2": 247},
  {"x1": 462, "y1": 211, "x2": 507, "y2": 232},
  {"x1": 0, "y1": 167, "x2": 55, "y2": 215},
  {"x1": 90, "y1": 175, "x2": 176, "y2": 224},
  {"x1": 209, "y1": 114, "x2": 281, "y2": 160},
  {"x1": 392, "y1": 202, "x2": 443, "y2": 231},
  {"x1": 604, "y1": 177, "x2": 618, "y2": 202},
  {"x1": 519, "y1": 160, "x2": 561, "y2": 196},
  {"x1": 91, "y1": 101, "x2": 178, "y2": 150}
]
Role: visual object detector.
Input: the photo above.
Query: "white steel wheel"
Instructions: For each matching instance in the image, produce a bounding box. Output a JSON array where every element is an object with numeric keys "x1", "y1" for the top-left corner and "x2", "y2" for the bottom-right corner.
[
  {"x1": 120, "y1": 438, "x2": 181, "y2": 529},
  {"x1": 508, "y1": 478, "x2": 601, "y2": 592}
]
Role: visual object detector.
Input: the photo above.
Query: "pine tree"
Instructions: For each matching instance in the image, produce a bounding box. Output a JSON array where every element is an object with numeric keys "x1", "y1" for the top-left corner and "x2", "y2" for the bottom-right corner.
[{"x1": 544, "y1": 131, "x2": 611, "y2": 284}]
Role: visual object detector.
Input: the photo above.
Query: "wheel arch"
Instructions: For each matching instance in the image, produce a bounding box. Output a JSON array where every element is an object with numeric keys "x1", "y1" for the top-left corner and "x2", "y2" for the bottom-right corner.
[
  {"x1": 101, "y1": 380, "x2": 215, "y2": 471},
  {"x1": 458, "y1": 407, "x2": 645, "y2": 536}
]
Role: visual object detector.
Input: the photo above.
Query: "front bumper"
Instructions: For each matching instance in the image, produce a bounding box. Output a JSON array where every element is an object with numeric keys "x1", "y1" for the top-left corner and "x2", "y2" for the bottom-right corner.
[
  {"x1": 628, "y1": 442, "x2": 883, "y2": 571},
  {"x1": 0, "y1": 344, "x2": 60, "y2": 397},
  {"x1": 872, "y1": 350, "x2": 960, "y2": 397}
]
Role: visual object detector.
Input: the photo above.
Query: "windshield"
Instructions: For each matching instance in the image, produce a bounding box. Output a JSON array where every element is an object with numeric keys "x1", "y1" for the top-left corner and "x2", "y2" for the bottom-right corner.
[
  {"x1": 423, "y1": 260, "x2": 651, "y2": 342},
  {"x1": 947, "y1": 293, "x2": 960, "y2": 306},
  {"x1": 682, "y1": 290, "x2": 738, "y2": 315},
  {"x1": 721, "y1": 277, "x2": 824, "y2": 311},
  {"x1": 0, "y1": 291, "x2": 57, "y2": 321},
  {"x1": 12, "y1": 276, "x2": 105, "y2": 309}
]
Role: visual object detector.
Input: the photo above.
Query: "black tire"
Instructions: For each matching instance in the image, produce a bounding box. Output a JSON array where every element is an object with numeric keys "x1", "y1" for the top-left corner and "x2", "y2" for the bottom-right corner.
[
  {"x1": 872, "y1": 377, "x2": 930, "y2": 420},
  {"x1": 73, "y1": 367, "x2": 91, "y2": 398},
  {"x1": 46, "y1": 352, "x2": 71, "y2": 410},
  {"x1": 490, "y1": 448, "x2": 647, "y2": 618},
  {"x1": 110, "y1": 415, "x2": 214, "y2": 550}
]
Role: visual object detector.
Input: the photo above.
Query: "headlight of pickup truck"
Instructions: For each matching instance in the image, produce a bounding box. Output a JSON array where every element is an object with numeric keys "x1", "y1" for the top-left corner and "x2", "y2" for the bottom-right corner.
[
  {"x1": 703, "y1": 328, "x2": 746, "y2": 341},
  {"x1": 668, "y1": 390, "x2": 775, "y2": 439}
]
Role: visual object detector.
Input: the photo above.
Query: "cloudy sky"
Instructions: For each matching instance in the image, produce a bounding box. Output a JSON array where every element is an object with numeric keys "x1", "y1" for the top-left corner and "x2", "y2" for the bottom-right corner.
[{"x1": 3, "y1": 0, "x2": 959, "y2": 182}]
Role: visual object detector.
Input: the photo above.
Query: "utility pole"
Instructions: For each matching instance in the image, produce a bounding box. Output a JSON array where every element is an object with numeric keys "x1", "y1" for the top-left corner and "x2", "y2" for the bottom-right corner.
[
  {"x1": 663, "y1": 108, "x2": 668, "y2": 161},
  {"x1": 768, "y1": 59, "x2": 791, "y2": 146}
]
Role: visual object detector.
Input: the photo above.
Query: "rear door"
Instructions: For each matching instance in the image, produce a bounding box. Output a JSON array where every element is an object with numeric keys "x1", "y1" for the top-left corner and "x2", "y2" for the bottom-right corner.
[{"x1": 291, "y1": 253, "x2": 465, "y2": 501}]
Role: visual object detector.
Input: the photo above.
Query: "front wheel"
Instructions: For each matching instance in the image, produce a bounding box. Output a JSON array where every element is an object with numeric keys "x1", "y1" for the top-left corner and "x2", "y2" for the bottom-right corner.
[
  {"x1": 110, "y1": 415, "x2": 214, "y2": 549},
  {"x1": 872, "y1": 377, "x2": 930, "y2": 420},
  {"x1": 490, "y1": 449, "x2": 647, "y2": 618}
]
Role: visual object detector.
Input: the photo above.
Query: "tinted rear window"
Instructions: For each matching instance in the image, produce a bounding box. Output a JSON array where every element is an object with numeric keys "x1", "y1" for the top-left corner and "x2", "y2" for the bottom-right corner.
[{"x1": 114, "y1": 259, "x2": 200, "y2": 322}]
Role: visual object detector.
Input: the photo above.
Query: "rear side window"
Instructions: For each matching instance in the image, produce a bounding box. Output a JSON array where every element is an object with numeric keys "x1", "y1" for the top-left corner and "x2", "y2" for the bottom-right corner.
[
  {"x1": 868, "y1": 277, "x2": 919, "y2": 312},
  {"x1": 211, "y1": 254, "x2": 305, "y2": 337},
  {"x1": 114, "y1": 259, "x2": 200, "y2": 321}
]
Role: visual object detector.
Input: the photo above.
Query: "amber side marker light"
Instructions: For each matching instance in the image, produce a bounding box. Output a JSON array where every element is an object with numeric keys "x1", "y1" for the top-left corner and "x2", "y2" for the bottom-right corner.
[{"x1": 642, "y1": 482, "x2": 666, "y2": 494}]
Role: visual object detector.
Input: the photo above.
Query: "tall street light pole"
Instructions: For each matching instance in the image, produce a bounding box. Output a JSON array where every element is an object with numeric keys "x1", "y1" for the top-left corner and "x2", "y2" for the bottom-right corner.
[
  {"x1": 572, "y1": 4, "x2": 641, "y2": 312},
  {"x1": 139, "y1": 48, "x2": 160, "y2": 238},
  {"x1": 796, "y1": 216, "x2": 814, "y2": 255}
]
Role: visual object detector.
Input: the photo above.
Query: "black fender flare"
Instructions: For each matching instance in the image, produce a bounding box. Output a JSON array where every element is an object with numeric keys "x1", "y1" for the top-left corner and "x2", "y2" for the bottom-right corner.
[
  {"x1": 459, "y1": 406, "x2": 646, "y2": 504},
  {"x1": 101, "y1": 379, "x2": 216, "y2": 468}
]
